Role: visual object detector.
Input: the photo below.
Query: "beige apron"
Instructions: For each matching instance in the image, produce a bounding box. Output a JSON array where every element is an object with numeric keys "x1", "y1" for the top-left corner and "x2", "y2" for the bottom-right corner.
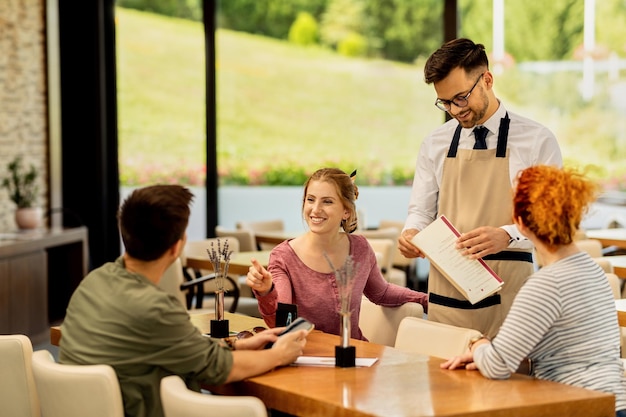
[{"x1": 427, "y1": 115, "x2": 533, "y2": 339}]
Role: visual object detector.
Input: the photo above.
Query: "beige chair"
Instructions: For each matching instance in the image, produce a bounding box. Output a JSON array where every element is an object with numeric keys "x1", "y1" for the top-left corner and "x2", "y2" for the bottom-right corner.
[
  {"x1": 236, "y1": 219, "x2": 284, "y2": 233},
  {"x1": 31, "y1": 350, "x2": 124, "y2": 417},
  {"x1": 182, "y1": 239, "x2": 261, "y2": 317},
  {"x1": 236, "y1": 219, "x2": 284, "y2": 250},
  {"x1": 605, "y1": 272, "x2": 626, "y2": 362},
  {"x1": 359, "y1": 297, "x2": 424, "y2": 346},
  {"x1": 394, "y1": 317, "x2": 482, "y2": 359},
  {"x1": 215, "y1": 226, "x2": 257, "y2": 252},
  {"x1": 181, "y1": 239, "x2": 243, "y2": 312},
  {"x1": 361, "y1": 222, "x2": 411, "y2": 286},
  {"x1": 366, "y1": 238, "x2": 405, "y2": 286},
  {"x1": 576, "y1": 239, "x2": 616, "y2": 273},
  {"x1": 160, "y1": 375, "x2": 267, "y2": 417},
  {"x1": 576, "y1": 239, "x2": 603, "y2": 258},
  {"x1": 0, "y1": 335, "x2": 40, "y2": 417},
  {"x1": 606, "y1": 272, "x2": 621, "y2": 300},
  {"x1": 160, "y1": 257, "x2": 241, "y2": 314},
  {"x1": 215, "y1": 226, "x2": 257, "y2": 299},
  {"x1": 573, "y1": 229, "x2": 588, "y2": 241},
  {"x1": 355, "y1": 226, "x2": 399, "y2": 240},
  {"x1": 536, "y1": 239, "x2": 615, "y2": 273}
]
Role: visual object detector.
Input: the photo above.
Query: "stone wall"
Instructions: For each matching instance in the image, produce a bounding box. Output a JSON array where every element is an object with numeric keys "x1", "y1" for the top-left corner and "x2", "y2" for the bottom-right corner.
[{"x1": 0, "y1": 0, "x2": 48, "y2": 231}]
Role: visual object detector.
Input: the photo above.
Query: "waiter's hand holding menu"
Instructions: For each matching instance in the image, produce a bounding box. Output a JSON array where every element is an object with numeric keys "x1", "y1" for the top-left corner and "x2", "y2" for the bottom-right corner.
[{"x1": 411, "y1": 215, "x2": 504, "y2": 304}]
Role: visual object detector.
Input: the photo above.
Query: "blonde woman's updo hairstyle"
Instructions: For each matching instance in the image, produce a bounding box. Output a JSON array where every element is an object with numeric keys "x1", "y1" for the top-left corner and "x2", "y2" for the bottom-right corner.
[
  {"x1": 303, "y1": 168, "x2": 359, "y2": 233},
  {"x1": 513, "y1": 165, "x2": 599, "y2": 250}
]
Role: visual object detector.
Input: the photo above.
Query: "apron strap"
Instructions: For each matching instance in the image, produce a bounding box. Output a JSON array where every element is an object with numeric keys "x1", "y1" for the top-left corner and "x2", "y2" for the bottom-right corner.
[
  {"x1": 483, "y1": 250, "x2": 533, "y2": 263},
  {"x1": 429, "y1": 292, "x2": 501, "y2": 309},
  {"x1": 446, "y1": 112, "x2": 510, "y2": 158},
  {"x1": 496, "y1": 113, "x2": 510, "y2": 158},
  {"x1": 446, "y1": 125, "x2": 462, "y2": 158}
]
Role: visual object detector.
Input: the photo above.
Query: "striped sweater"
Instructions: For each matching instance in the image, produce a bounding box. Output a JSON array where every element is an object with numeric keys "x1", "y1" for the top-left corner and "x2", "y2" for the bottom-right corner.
[{"x1": 474, "y1": 251, "x2": 626, "y2": 412}]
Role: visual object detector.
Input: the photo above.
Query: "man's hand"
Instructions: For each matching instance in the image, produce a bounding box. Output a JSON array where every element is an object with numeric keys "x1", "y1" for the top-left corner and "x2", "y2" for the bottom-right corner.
[
  {"x1": 398, "y1": 228, "x2": 425, "y2": 258},
  {"x1": 456, "y1": 226, "x2": 510, "y2": 259},
  {"x1": 234, "y1": 327, "x2": 283, "y2": 351},
  {"x1": 271, "y1": 330, "x2": 308, "y2": 366}
]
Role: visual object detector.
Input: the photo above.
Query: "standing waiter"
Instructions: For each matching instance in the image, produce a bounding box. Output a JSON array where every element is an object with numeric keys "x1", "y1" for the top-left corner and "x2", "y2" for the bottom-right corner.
[{"x1": 398, "y1": 38, "x2": 562, "y2": 339}]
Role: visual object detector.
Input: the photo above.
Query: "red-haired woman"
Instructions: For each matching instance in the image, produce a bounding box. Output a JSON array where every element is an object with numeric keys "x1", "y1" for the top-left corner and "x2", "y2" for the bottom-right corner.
[{"x1": 441, "y1": 165, "x2": 626, "y2": 416}]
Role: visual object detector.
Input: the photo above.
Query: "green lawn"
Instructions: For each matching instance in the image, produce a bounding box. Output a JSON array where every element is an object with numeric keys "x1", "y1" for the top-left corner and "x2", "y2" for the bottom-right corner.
[{"x1": 115, "y1": 7, "x2": 626, "y2": 188}]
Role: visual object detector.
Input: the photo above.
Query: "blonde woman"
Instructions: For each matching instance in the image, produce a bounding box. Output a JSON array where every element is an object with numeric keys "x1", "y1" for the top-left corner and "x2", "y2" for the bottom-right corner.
[{"x1": 247, "y1": 168, "x2": 428, "y2": 339}]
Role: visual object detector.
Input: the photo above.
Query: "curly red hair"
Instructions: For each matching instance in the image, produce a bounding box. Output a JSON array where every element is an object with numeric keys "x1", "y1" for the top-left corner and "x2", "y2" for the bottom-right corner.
[{"x1": 513, "y1": 165, "x2": 599, "y2": 249}]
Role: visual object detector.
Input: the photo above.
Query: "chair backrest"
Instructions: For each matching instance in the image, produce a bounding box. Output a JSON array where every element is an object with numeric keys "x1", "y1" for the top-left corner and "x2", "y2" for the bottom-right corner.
[
  {"x1": 575, "y1": 239, "x2": 603, "y2": 258},
  {"x1": 394, "y1": 317, "x2": 482, "y2": 359},
  {"x1": 359, "y1": 297, "x2": 424, "y2": 346},
  {"x1": 236, "y1": 219, "x2": 284, "y2": 233},
  {"x1": 537, "y1": 239, "x2": 609, "y2": 269},
  {"x1": 0, "y1": 335, "x2": 40, "y2": 417},
  {"x1": 378, "y1": 220, "x2": 413, "y2": 269},
  {"x1": 594, "y1": 257, "x2": 615, "y2": 273},
  {"x1": 607, "y1": 272, "x2": 621, "y2": 300},
  {"x1": 160, "y1": 375, "x2": 268, "y2": 417},
  {"x1": 183, "y1": 238, "x2": 241, "y2": 269},
  {"x1": 365, "y1": 238, "x2": 395, "y2": 280},
  {"x1": 215, "y1": 226, "x2": 257, "y2": 252},
  {"x1": 573, "y1": 229, "x2": 588, "y2": 241},
  {"x1": 236, "y1": 220, "x2": 285, "y2": 250},
  {"x1": 355, "y1": 227, "x2": 399, "y2": 241},
  {"x1": 182, "y1": 239, "x2": 243, "y2": 312},
  {"x1": 31, "y1": 350, "x2": 124, "y2": 417},
  {"x1": 158, "y1": 258, "x2": 188, "y2": 307}
]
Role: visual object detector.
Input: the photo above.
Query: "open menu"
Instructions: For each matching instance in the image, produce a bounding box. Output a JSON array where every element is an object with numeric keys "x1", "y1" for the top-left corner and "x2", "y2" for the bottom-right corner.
[{"x1": 411, "y1": 215, "x2": 503, "y2": 304}]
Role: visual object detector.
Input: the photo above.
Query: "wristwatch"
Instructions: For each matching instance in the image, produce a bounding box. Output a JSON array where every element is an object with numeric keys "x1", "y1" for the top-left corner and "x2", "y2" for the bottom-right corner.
[{"x1": 468, "y1": 334, "x2": 487, "y2": 351}]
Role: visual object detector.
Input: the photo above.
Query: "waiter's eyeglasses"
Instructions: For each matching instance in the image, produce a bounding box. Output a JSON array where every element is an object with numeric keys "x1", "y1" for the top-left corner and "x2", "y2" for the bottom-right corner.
[
  {"x1": 236, "y1": 326, "x2": 267, "y2": 339},
  {"x1": 434, "y1": 73, "x2": 484, "y2": 112}
]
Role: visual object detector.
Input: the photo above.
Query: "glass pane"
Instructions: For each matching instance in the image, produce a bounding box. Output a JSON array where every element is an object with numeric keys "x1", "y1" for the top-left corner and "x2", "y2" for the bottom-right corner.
[
  {"x1": 115, "y1": 5, "x2": 207, "y2": 239},
  {"x1": 216, "y1": 1, "x2": 444, "y2": 230}
]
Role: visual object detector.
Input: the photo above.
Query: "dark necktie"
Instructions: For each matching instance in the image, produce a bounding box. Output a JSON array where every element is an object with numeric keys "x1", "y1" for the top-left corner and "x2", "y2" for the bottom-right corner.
[{"x1": 473, "y1": 126, "x2": 488, "y2": 150}]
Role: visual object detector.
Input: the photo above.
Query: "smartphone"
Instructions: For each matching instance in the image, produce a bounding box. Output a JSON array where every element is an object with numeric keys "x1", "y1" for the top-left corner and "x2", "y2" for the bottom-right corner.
[
  {"x1": 277, "y1": 317, "x2": 314, "y2": 336},
  {"x1": 265, "y1": 317, "x2": 314, "y2": 349}
]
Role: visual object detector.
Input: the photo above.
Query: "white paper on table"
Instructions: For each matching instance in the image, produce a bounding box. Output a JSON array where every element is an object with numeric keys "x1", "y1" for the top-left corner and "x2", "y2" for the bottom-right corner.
[{"x1": 292, "y1": 356, "x2": 378, "y2": 367}]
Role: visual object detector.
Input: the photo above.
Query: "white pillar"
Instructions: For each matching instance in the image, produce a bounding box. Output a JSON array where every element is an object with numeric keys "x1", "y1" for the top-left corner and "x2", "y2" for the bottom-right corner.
[
  {"x1": 582, "y1": 0, "x2": 595, "y2": 101},
  {"x1": 492, "y1": 0, "x2": 505, "y2": 74}
]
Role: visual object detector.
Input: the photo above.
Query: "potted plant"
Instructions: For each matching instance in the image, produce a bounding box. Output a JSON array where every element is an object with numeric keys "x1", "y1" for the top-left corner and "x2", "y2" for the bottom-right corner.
[{"x1": 2, "y1": 155, "x2": 42, "y2": 229}]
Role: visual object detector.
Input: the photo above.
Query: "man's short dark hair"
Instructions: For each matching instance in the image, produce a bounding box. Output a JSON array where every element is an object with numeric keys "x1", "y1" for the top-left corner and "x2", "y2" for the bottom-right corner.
[
  {"x1": 424, "y1": 38, "x2": 489, "y2": 84},
  {"x1": 118, "y1": 184, "x2": 194, "y2": 261}
]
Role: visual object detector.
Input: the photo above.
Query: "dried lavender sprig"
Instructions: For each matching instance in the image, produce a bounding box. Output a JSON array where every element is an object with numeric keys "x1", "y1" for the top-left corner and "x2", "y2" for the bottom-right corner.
[
  {"x1": 206, "y1": 238, "x2": 232, "y2": 292},
  {"x1": 324, "y1": 253, "x2": 358, "y2": 314}
]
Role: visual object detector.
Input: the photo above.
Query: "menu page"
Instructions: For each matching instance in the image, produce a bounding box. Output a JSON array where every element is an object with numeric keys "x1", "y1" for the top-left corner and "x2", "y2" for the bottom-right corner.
[{"x1": 411, "y1": 215, "x2": 503, "y2": 304}]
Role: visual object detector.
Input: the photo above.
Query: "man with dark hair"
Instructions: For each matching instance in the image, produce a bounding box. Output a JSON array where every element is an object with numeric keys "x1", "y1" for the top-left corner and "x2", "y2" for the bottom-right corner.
[
  {"x1": 60, "y1": 184, "x2": 307, "y2": 417},
  {"x1": 398, "y1": 38, "x2": 562, "y2": 338}
]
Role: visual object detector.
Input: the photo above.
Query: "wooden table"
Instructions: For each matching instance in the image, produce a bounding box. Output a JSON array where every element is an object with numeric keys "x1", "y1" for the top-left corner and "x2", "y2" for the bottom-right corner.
[
  {"x1": 254, "y1": 230, "x2": 301, "y2": 247},
  {"x1": 0, "y1": 227, "x2": 89, "y2": 344},
  {"x1": 607, "y1": 255, "x2": 626, "y2": 280},
  {"x1": 185, "y1": 250, "x2": 271, "y2": 276},
  {"x1": 50, "y1": 314, "x2": 614, "y2": 416},
  {"x1": 207, "y1": 331, "x2": 615, "y2": 417},
  {"x1": 586, "y1": 228, "x2": 626, "y2": 250}
]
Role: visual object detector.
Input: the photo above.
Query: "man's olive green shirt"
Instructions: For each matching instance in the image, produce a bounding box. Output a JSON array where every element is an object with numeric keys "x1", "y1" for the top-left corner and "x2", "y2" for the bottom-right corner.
[{"x1": 60, "y1": 257, "x2": 233, "y2": 417}]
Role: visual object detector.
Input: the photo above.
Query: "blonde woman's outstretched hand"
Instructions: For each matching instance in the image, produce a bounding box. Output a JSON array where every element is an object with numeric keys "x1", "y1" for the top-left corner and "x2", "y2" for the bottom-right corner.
[{"x1": 246, "y1": 258, "x2": 273, "y2": 296}]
